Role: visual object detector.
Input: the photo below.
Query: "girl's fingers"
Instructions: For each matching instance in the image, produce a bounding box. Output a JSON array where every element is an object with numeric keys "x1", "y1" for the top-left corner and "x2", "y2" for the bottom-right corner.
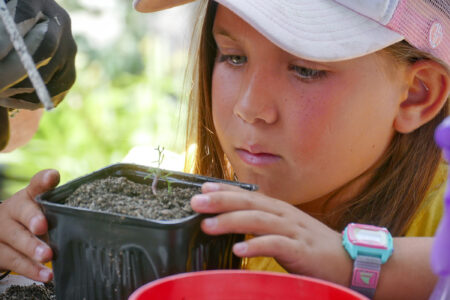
[
  {"x1": 192, "y1": 188, "x2": 295, "y2": 218},
  {"x1": 232, "y1": 235, "x2": 317, "y2": 279},
  {"x1": 201, "y1": 210, "x2": 299, "y2": 238},
  {"x1": 236, "y1": 233, "x2": 352, "y2": 285},
  {"x1": 198, "y1": 182, "x2": 350, "y2": 285},
  {"x1": 7, "y1": 192, "x2": 47, "y2": 236},
  {"x1": 0, "y1": 242, "x2": 53, "y2": 282},
  {"x1": 1, "y1": 220, "x2": 52, "y2": 263},
  {"x1": 8, "y1": 169, "x2": 59, "y2": 235},
  {"x1": 232, "y1": 235, "x2": 305, "y2": 265},
  {"x1": 202, "y1": 182, "x2": 244, "y2": 193},
  {"x1": 26, "y1": 169, "x2": 60, "y2": 198}
]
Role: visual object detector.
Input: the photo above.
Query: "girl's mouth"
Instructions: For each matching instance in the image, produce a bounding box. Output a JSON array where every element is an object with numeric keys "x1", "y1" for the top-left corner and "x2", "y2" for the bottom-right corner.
[{"x1": 236, "y1": 148, "x2": 281, "y2": 166}]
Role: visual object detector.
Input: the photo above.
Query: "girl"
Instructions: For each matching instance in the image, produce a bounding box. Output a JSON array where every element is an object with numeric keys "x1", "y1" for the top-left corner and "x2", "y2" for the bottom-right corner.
[
  {"x1": 1, "y1": 0, "x2": 447, "y2": 299},
  {"x1": 135, "y1": 0, "x2": 450, "y2": 299}
]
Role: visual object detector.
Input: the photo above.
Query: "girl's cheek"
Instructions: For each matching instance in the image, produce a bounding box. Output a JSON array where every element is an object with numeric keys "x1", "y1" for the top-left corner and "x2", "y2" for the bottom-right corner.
[
  {"x1": 213, "y1": 63, "x2": 243, "y2": 91},
  {"x1": 212, "y1": 67, "x2": 241, "y2": 115}
]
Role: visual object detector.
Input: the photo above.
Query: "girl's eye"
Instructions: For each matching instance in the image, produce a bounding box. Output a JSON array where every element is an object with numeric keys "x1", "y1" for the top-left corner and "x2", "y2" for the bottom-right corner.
[
  {"x1": 289, "y1": 65, "x2": 327, "y2": 80},
  {"x1": 218, "y1": 54, "x2": 247, "y2": 66}
]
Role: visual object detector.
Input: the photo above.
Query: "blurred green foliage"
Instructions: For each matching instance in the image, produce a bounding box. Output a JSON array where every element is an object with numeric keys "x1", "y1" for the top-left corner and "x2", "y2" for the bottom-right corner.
[{"x1": 0, "y1": 0, "x2": 189, "y2": 198}]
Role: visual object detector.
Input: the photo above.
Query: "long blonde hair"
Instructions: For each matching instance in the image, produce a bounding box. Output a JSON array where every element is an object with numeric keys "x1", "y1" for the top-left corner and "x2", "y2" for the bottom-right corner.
[{"x1": 184, "y1": 1, "x2": 449, "y2": 236}]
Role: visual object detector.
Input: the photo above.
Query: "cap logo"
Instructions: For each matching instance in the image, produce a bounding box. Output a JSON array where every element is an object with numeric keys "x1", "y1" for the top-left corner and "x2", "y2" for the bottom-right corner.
[{"x1": 429, "y1": 22, "x2": 443, "y2": 49}]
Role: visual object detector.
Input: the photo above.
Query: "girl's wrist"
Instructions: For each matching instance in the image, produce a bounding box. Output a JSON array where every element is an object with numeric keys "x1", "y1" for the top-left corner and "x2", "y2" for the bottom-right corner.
[
  {"x1": 375, "y1": 237, "x2": 436, "y2": 299},
  {"x1": 321, "y1": 231, "x2": 353, "y2": 288},
  {"x1": 338, "y1": 235, "x2": 354, "y2": 287}
]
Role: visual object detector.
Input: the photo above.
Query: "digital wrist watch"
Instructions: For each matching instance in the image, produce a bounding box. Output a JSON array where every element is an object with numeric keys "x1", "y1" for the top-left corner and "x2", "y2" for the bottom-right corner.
[{"x1": 342, "y1": 223, "x2": 393, "y2": 299}]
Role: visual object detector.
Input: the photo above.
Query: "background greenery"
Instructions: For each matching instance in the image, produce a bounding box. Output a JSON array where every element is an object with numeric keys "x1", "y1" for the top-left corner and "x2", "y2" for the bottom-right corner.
[{"x1": 0, "y1": 0, "x2": 195, "y2": 198}]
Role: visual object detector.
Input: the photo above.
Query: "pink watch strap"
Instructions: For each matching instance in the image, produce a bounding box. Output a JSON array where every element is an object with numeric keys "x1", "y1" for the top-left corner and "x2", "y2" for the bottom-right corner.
[{"x1": 350, "y1": 255, "x2": 381, "y2": 299}]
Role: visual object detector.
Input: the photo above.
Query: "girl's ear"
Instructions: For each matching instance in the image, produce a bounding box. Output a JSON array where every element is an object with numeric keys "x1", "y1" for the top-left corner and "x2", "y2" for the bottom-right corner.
[{"x1": 394, "y1": 60, "x2": 450, "y2": 133}]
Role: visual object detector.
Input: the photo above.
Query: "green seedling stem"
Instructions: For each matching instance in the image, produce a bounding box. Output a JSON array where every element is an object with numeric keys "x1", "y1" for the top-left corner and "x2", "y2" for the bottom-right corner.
[{"x1": 147, "y1": 146, "x2": 172, "y2": 196}]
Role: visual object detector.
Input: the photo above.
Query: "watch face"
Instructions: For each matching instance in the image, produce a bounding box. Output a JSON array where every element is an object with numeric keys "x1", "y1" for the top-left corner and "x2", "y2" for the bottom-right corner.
[{"x1": 351, "y1": 227, "x2": 388, "y2": 248}]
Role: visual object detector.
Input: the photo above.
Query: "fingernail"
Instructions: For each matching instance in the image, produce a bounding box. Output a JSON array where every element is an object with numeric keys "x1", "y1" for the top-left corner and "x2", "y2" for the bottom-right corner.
[
  {"x1": 233, "y1": 242, "x2": 248, "y2": 255},
  {"x1": 203, "y1": 182, "x2": 220, "y2": 192},
  {"x1": 29, "y1": 216, "x2": 43, "y2": 233},
  {"x1": 43, "y1": 170, "x2": 58, "y2": 185},
  {"x1": 203, "y1": 218, "x2": 217, "y2": 229},
  {"x1": 34, "y1": 245, "x2": 47, "y2": 261},
  {"x1": 39, "y1": 268, "x2": 52, "y2": 282},
  {"x1": 191, "y1": 195, "x2": 210, "y2": 207},
  {"x1": 43, "y1": 170, "x2": 52, "y2": 183}
]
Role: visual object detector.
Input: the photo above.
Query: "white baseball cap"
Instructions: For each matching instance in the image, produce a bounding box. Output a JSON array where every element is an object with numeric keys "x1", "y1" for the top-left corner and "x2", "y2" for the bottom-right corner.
[{"x1": 135, "y1": 0, "x2": 449, "y2": 65}]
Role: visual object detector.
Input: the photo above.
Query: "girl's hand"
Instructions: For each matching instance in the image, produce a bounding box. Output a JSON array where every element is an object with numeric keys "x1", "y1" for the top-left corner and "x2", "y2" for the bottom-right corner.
[
  {"x1": 191, "y1": 182, "x2": 353, "y2": 286},
  {"x1": 0, "y1": 169, "x2": 59, "y2": 282}
]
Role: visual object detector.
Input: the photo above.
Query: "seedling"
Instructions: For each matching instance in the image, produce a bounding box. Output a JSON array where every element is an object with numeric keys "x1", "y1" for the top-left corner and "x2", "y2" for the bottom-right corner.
[{"x1": 146, "y1": 146, "x2": 172, "y2": 195}]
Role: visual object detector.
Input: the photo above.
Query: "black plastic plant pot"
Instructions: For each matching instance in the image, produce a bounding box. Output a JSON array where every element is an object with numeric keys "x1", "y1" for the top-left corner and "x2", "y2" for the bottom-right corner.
[{"x1": 36, "y1": 163, "x2": 257, "y2": 300}]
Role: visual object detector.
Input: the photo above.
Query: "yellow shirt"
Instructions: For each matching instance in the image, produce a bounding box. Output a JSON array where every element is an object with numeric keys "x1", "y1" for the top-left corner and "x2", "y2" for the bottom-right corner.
[
  {"x1": 242, "y1": 163, "x2": 448, "y2": 272},
  {"x1": 404, "y1": 163, "x2": 447, "y2": 237}
]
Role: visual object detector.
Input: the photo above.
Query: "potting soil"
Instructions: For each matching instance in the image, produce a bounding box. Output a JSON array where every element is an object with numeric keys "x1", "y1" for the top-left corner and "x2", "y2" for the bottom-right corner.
[
  {"x1": 0, "y1": 282, "x2": 55, "y2": 300},
  {"x1": 65, "y1": 176, "x2": 199, "y2": 220}
]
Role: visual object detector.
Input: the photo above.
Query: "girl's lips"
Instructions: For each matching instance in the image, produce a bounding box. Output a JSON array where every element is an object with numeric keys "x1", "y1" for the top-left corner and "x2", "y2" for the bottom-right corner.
[{"x1": 236, "y1": 148, "x2": 281, "y2": 166}]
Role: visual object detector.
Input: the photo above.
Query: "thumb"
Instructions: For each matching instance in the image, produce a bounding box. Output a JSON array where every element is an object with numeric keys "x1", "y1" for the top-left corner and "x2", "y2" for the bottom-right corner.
[{"x1": 26, "y1": 169, "x2": 60, "y2": 199}]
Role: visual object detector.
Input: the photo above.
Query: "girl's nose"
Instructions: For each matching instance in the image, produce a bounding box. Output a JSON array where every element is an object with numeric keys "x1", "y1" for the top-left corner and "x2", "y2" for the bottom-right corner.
[{"x1": 233, "y1": 69, "x2": 278, "y2": 125}]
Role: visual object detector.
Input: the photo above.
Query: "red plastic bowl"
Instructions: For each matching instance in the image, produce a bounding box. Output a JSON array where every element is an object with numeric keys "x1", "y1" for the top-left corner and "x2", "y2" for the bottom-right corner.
[{"x1": 129, "y1": 270, "x2": 368, "y2": 300}]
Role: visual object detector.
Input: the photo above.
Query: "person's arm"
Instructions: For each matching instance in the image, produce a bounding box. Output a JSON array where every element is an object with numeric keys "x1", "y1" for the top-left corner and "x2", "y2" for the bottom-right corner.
[
  {"x1": 133, "y1": 0, "x2": 195, "y2": 12},
  {"x1": 376, "y1": 237, "x2": 436, "y2": 300},
  {"x1": 191, "y1": 182, "x2": 438, "y2": 300}
]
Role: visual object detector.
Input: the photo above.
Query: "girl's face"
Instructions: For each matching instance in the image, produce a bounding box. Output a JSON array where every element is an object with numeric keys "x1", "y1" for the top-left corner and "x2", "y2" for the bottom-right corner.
[{"x1": 211, "y1": 5, "x2": 407, "y2": 207}]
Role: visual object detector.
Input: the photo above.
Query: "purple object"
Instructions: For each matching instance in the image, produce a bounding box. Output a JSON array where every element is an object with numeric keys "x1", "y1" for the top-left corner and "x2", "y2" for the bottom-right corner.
[{"x1": 430, "y1": 116, "x2": 450, "y2": 300}]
